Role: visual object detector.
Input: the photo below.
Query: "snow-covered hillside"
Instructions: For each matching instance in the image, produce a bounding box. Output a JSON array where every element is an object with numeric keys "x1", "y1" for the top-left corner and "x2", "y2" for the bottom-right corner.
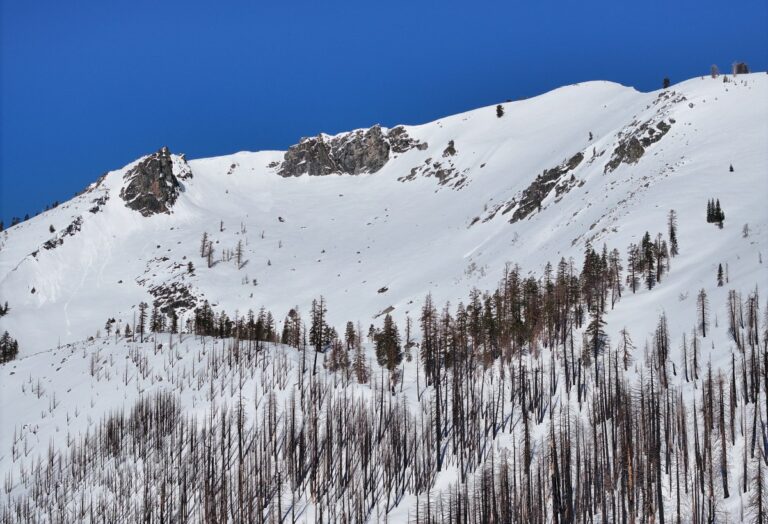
[
  {"x1": 1, "y1": 75, "x2": 766, "y2": 358},
  {"x1": 1, "y1": 73, "x2": 767, "y2": 523}
]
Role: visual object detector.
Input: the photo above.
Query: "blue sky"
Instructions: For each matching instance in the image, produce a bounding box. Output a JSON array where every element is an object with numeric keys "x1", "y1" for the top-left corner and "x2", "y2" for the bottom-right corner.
[{"x1": 2, "y1": 0, "x2": 767, "y2": 224}]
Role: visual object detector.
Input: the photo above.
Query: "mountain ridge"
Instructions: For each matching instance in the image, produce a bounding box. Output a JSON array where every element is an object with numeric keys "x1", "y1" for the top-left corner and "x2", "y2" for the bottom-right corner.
[{"x1": 1, "y1": 73, "x2": 766, "y2": 357}]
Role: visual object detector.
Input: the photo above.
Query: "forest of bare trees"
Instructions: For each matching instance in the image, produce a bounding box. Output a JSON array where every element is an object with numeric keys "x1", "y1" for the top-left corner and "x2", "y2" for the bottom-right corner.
[{"x1": 3, "y1": 233, "x2": 767, "y2": 523}]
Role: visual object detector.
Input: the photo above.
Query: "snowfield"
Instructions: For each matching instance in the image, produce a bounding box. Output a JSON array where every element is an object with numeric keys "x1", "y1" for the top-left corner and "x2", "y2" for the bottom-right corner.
[{"x1": 1, "y1": 73, "x2": 767, "y2": 522}]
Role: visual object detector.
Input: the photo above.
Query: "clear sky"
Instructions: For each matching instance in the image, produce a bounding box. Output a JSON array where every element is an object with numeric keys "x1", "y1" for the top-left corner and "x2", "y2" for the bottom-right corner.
[{"x1": 2, "y1": 0, "x2": 767, "y2": 224}]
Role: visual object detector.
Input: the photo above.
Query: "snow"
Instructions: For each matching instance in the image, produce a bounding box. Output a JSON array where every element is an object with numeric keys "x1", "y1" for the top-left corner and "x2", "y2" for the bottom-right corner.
[{"x1": 0, "y1": 73, "x2": 767, "y2": 521}]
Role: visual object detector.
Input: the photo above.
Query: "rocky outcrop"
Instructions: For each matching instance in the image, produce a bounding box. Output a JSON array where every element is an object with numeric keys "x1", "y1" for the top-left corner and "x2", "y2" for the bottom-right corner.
[
  {"x1": 120, "y1": 147, "x2": 190, "y2": 216},
  {"x1": 388, "y1": 126, "x2": 428, "y2": 154},
  {"x1": 507, "y1": 152, "x2": 585, "y2": 224},
  {"x1": 41, "y1": 216, "x2": 83, "y2": 251},
  {"x1": 398, "y1": 156, "x2": 469, "y2": 190},
  {"x1": 150, "y1": 282, "x2": 198, "y2": 314},
  {"x1": 278, "y1": 125, "x2": 427, "y2": 177},
  {"x1": 604, "y1": 120, "x2": 672, "y2": 173}
]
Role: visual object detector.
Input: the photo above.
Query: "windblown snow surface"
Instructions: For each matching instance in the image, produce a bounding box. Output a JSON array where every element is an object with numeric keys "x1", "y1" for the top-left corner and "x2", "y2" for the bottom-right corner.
[{"x1": 1, "y1": 74, "x2": 767, "y2": 522}]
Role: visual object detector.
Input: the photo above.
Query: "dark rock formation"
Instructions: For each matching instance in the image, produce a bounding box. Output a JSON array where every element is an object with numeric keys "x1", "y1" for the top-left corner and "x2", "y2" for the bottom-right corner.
[
  {"x1": 605, "y1": 119, "x2": 673, "y2": 174},
  {"x1": 149, "y1": 282, "x2": 197, "y2": 314},
  {"x1": 120, "y1": 147, "x2": 189, "y2": 216},
  {"x1": 442, "y1": 140, "x2": 457, "y2": 157},
  {"x1": 388, "y1": 126, "x2": 428, "y2": 154},
  {"x1": 42, "y1": 216, "x2": 83, "y2": 251},
  {"x1": 508, "y1": 152, "x2": 585, "y2": 223},
  {"x1": 398, "y1": 157, "x2": 469, "y2": 190},
  {"x1": 278, "y1": 125, "x2": 427, "y2": 177},
  {"x1": 89, "y1": 194, "x2": 109, "y2": 214}
]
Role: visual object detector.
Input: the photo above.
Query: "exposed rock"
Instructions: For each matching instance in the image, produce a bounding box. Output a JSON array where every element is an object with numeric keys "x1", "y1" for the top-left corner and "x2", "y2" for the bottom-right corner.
[
  {"x1": 398, "y1": 156, "x2": 469, "y2": 190},
  {"x1": 42, "y1": 216, "x2": 83, "y2": 251},
  {"x1": 88, "y1": 194, "x2": 109, "y2": 214},
  {"x1": 388, "y1": 126, "x2": 428, "y2": 153},
  {"x1": 605, "y1": 118, "x2": 675, "y2": 174},
  {"x1": 442, "y1": 140, "x2": 457, "y2": 157},
  {"x1": 120, "y1": 147, "x2": 190, "y2": 216},
  {"x1": 149, "y1": 283, "x2": 198, "y2": 314},
  {"x1": 502, "y1": 152, "x2": 585, "y2": 224},
  {"x1": 278, "y1": 125, "x2": 427, "y2": 177}
]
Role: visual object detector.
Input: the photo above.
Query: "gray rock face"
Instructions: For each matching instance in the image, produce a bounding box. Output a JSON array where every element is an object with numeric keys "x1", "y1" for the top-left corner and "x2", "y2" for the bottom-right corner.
[
  {"x1": 120, "y1": 147, "x2": 188, "y2": 216},
  {"x1": 605, "y1": 119, "x2": 673, "y2": 174},
  {"x1": 508, "y1": 152, "x2": 585, "y2": 224},
  {"x1": 278, "y1": 125, "x2": 427, "y2": 177}
]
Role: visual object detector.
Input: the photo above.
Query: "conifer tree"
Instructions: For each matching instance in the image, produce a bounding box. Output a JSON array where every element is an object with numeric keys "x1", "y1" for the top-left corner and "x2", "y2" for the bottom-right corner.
[
  {"x1": 375, "y1": 314, "x2": 402, "y2": 371},
  {"x1": 0, "y1": 331, "x2": 19, "y2": 363},
  {"x1": 668, "y1": 209, "x2": 679, "y2": 256},
  {"x1": 697, "y1": 289, "x2": 709, "y2": 337},
  {"x1": 200, "y1": 232, "x2": 208, "y2": 258},
  {"x1": 717, "y1": 264, "x2": 724, "y2": 287},
  {"x1": 138, "y1": 302, "x2": 148, "y2": 342},
  {"x1": 344, "y1": 321, "x2": 356, "y2": 350}
]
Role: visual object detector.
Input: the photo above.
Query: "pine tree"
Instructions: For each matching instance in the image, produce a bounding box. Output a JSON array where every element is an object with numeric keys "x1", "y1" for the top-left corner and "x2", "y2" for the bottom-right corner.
[
  {"x1": 138, "y1": 302, "x2": 148, "y2": 342},
  {"x1": 200, "y1": 232, "x2": 209, "y2": 258},
  {"x1": 584, "y1": 307, "x2": 607, "y2": 365},
  {"x1": 697, "y1": 289, "x2": 709, "y2": 337},
  {"x1": 496, "y1": 104, "x2": 504, "y2": 118},
  {"x1": 626, "y1": 243, "x2": 640, "y2": 293},
  {"x1": 375, "y1": 314, "x2": 402, "y2": 371},
  {"x1": 206, "y1": 241, "x2": 214, "y2": 268},
  {"x1": 344, "y1": 321, "x2": 356, "y2": 350},
  {"x1": 150, "y1": 304, "x2": 162, "y2": 333},
  {"x1": 715, "y1": 199, "x2": 725, "y2": 228},
  {"x1": 352, "y1": 321, "x2": 368, "y2": 384},
  {"x1": 717, "y1": 264, "x2": 724, "y2": 287},
  {"x1": 0, "y1": 331, "x2": 19, "y2": 363},
  {"x1": 668, "y1": 209, "x2": 679, "y2": 256},
  {"x1": 235, "y1": 240, "x2": 243, "y2": 268},
  {"x1": 641, "y1": 232, "x2": 656, "y2": 290},
  {"x1": 309, "y1": 297, "x2": 328, "y2": 375}
]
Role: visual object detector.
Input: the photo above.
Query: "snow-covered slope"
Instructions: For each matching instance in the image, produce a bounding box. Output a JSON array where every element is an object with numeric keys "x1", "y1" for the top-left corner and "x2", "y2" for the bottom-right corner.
[
  {"x1": 1, "y1": 73, "x2": 768, "y2": 523},
  {"x1": 1, "y1": 74, "x2": 766, "y2": 358}
]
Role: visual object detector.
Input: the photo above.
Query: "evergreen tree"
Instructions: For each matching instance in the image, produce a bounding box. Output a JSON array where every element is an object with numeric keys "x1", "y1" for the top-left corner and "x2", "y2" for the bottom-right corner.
[
  {"x1": 626, "y1": 243, "x2": 640, "y2": 293},
  {"x1": 584, "y1": 307, "x2": 607, "y2": 365},
  {"x1": 496, "y1": 104, "x2": 504, "y2": 118},
  {"x1": 309, "y1": 297, "x2": 328, "y2": 375},
  {"x1": 641, "y1": 232, "x2": 656, "y2": 290},
  {"x1": 717, "y1": 263, "x2": 724, "y2": 287},
  {"x1": 715, "y1": 199, "x2": 725, "y2": 228},
  {"x1": 199, "y1": 232, "x2": 208, "y2": 258},
  {"x1": 375, "y1": 314, "x2": 402, "y2": 371},
  {"x1": 668, "y1": 209, "x2": 679, "y2": 256},
  {"x1": 352, "y1": 321, "x2": 369, "y2": 384},
  {"x1": 697, "y1": 289, "x2": 709, "y2": 337},
  {"x1": 150, "y1": 304, "x2": 162, "y2": 333},
  {"x1": 344, "y1": 321, "x2": 356, "y2": 350},
  {"x1": 235, "y1": 240, "x2": 244, "y2": 268},
  {"x1": 138, "y1": 302, "x2": 148, "y2": 342},
  {"x1": 0, "y1": 331, "x2": 19, "y2": 363}
]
